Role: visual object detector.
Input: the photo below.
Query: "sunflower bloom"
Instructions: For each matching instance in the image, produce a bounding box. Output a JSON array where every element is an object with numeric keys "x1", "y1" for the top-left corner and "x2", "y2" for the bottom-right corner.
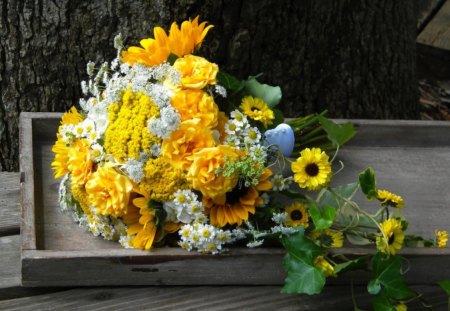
[
  {"x1": 168, "y1": 16, "x2": 213, "y2": 57},
  {"x1": 285, "y1": 202, "x2": 309, "y2": 228},
  {"x1": 291, "y1": 147, "x2": 332, "y2": 191},
  {"x1": 377, "y1": 189, "x2": 404, "y2": 208},
  {"x1": 51, "y1": 135, "x2": 70, "y2": 179},
  {"x1": 314, "y1": 256, "x2": 336, "y2": 277},
  {"x1": 376, "y1": 218, "x2": 405, "y2": 255},
  {"x1": 123, "y1": 193, "x2": 158, "y2": 250},
  {"x1": 435, "y1": 230, "x2": 448, "y2": 248},
  {"x1": 240, "y1": 96, "x2": 274, "y2": 127},
  {"x1": 121, "y1": 27, "x2": 170, "y2": 67},
  {"x1": 310, "y1": 229, "x2": 344, "y2": 248},
  {"x1": 204, "y1": 168, "x2": 273, "y2": 227}
]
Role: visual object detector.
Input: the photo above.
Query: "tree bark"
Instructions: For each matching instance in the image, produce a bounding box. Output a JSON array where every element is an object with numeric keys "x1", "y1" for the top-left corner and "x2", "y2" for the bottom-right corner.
[{"x1": 0, "y1": 0, "x2": 418, "y2": 171}]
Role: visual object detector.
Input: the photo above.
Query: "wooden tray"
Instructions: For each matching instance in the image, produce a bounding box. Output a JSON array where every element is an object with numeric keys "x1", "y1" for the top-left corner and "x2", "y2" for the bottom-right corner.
[{"x1": 19, "y1": 112, "x2": 450, "y2": 286}]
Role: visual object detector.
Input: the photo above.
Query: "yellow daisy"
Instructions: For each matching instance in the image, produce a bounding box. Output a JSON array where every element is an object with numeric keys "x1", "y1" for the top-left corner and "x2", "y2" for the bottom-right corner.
[
  {"x1": 310, "y1": 229, "x2": 344, "y2": 248},
  {"x1": 314, "y1": 256, "x2": 336, "y2": 277},
  {"x1": 291, "y1": 148, "x2": 332, "y2": 191},
  {"x1": 284, "y1": 202, "x2": 309, "y2": 228},
  {"x1": 376, "y1": 218, "x2": 405, "y2": 255},
  {"x1": 435, "y1": 230, "x2": 448, "y2": 248},
  {"x1": 377, "y1": 189, "x2": 404, "y2": 208},
  {"x1": 240, "y1": 96, "x2": 274, "y2": 128}
]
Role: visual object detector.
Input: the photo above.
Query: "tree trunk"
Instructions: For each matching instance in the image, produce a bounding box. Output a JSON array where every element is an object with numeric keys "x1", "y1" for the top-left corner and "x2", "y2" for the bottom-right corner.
[{"x1": 0, "y1": 0, "x2": 418, "y2": 171}]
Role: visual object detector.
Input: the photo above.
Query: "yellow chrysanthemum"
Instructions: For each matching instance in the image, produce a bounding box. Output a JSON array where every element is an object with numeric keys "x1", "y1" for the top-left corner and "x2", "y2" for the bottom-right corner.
[
  {"x1": 171, "y1": 90, "x2": 219, "y2": 128},
  {"x1": 435, "y1": 230, "x2": 448, "y2": 248},
  {"x1": 291, "y1": 147, "x2": 332, "y2": 191},
  {"x1": 376, "y1": 218, "x2": 405, "y2": 255},
  {"x1": 67, "y1": 139, "x2": 93, "y2": 186},
  {"x1": 240, "y1": 96, "x2": 275, "y2": 128},
  {"x1": 377, "y1": 189, "x2": 404, "y2": 208},
  {"x1": 85, "y1": 163, "x2": 134, "y2": 217},
  {"x1": 284, "y1": 202, "x2": 309, "y2": 228},
  {"x1": 168, "y1": 16, "x2": 213, "y2": 57},
  {"x1": 314, "y1": 256, "x2": 336, "y2": 277},
  {"x1": 310, "y1": 229, "x2": 344, "y2": 248},
  {"x1": 161, "y1": 119, "x2": 217, "y2": 171},
  {"x1": 60, "y1": 106, "x2": 83, "y2": 128},
  {"x1": 170, "y1": 54, "x2": 218, "y2": 90},
  {"x1": 140, "y1": 157, "x2": 189, "y2": 202},
  {"x1": 104, "y1": 89, "x2": 160, "y2": 162},
  {"x1": 214, "y1": 111, "x2": 229, "y2": 143},
  {"x1": 187, "y1": 145, "x2": 240, "y2": 199},
  {"x1": 121, "y1": 26, "x2": 170, "y2": 67},
  {"x1": 51, "y1": 134, "x2": 70, "y2": 179},
  {"x1": 123, "y1": 193, "x2": 158, "y2": 250},
  {"x1": 204, "y1": 168, "x2": 273, "y2": 227}
]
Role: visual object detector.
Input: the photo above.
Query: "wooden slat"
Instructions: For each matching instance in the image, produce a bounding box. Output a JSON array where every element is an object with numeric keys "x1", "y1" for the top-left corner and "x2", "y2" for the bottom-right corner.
[
  {"x1": 0, "y1": 235, "x2": 20, "y2": 289},
  {"x1": 417, "y1": 0, "x2": 450, "y2": 50},
  {"x1": 417, "y1": 0, "x2": 446, "y2": 33},
  {"x1": 0, "y1": 285, "x2": 446, "y2": 311},
  {"x1": 0, "y1": 173, "x2": 20, "y2": 236}
]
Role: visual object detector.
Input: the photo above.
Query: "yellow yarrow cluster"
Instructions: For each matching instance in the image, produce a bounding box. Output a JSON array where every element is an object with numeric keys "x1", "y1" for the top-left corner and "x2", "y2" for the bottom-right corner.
[
  {"x1": 140, "y1": 157, "x2": 190, "y2": 202},
  {"x1": 104, "y1": 89, "x2": 160, "y2": 161},
  {"x1": 70, "y1": 182, "x2": 92, "y2": 216}
]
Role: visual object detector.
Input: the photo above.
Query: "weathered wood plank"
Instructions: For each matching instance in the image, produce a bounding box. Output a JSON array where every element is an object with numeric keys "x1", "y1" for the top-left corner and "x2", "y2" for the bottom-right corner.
[
  {"x1": 417, "y1": 0, "x2": 450, "y2": 50},
  {"x1": 0, "y1": 173, "x2": 20, "y2": 236},
  {"x1": 0, "y1": 235, "x2": 20, "y2": 289},
  {"x1": 417, "y1": 0, "x2": 446, "y2": 33},
  {"x1": 0, "y1": 285, "x2": 446, "y2": 311}
]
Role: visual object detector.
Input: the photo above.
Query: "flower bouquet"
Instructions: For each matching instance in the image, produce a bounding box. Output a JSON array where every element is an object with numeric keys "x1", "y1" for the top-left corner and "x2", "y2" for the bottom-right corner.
[{"x1": 51, "y1": 17, "x2": 448, "y2": 310}]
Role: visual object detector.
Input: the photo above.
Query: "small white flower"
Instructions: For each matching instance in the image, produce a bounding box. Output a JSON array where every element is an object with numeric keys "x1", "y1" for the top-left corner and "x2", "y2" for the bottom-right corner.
[
  {"x1": 272, "y1": 212, "x2": 287, "y2": 224},
  {"x1": 214, "y1": 85, "x2": 227, "y2": 98},
  {"x1": 247, "y1": 240, "x2": 264, "y2": 248}
]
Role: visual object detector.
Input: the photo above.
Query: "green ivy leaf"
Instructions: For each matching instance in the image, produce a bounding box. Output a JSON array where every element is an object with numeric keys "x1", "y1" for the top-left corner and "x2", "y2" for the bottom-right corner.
[
  {"x1": 438, "y1": 280, "x2": 450, "y2": 296},
  {"x1": 368, "y1": 279, "x2": 382, "y2": 295},
  {"x1": 243, "y1": 76, "x2": 282, "y2": 108},
  {"x1": 281, "y1": 229, "x2": 325, "y2": 295},
  {"x1": 334, "y1": 256, "x2": 370, "y2": 274},
  {"x1": 359, "y1": 168, "x2": 377, "y2": 200},
  {"x1": 217, "y1": 71, "x2": 242, "y2": 91},
  {"x1": 317, "y1": 115, "x2": 356, "y2": 147},
  {"x1": 371, "y1": 253, "x2": 415, "y2": 300},
  {"x1": 309, "y1": 201, "x2": 336, "y2": 230},
  {"x1": 372, "y1": 292, "x2": 395, "y2": 311}
]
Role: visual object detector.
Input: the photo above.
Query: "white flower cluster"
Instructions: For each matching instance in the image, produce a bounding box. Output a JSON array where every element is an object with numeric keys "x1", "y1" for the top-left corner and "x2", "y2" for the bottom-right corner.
[
  {"x1": 224, "y1": 110, "x2": 264, "y2": 150},
  {"x1": 164, "y1": 190, "x2": 207, "y2": 224},
  {"x1": 270, "y1": 212, "x2": 302, "y2": 235},
  {"x1": 270, "y1": 174, "x2": 293, "y2": 191},
  {"x1": 178, "y1": 223, "x2": 236, "y2": 254}
]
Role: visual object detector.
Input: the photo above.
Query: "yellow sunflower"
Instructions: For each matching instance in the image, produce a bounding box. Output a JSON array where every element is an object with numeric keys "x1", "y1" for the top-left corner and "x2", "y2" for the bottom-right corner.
[
  {"x1": 291, "y1": 147, "x2": 332, "y2": 191},
  {"x1": 314, "y1": 256, "x2": 336, "y2": 277},
  {"x1": 168, "y1": 16, "x2": 213, "y2": 57},
  {"x1": 240, "y1": 96, "x2": 274, "y2": 128},
  {"x1": 377, "y1": 189, "x2": 404, "y2": 208},
  {"x1": 435, "y1": 230, "x2": 448, "y2": 248},
  {"x1": 284, "y1": 202, "x2": 309, "y2": 228},
  {"x1": 123, "y1": 192, "x2": 158, "y2": 250},
  {"x1": 51, "y1": 134, "x2": 70, "y2": 179},
  {"x1": 203, "y1": 168, "x2": 273, "y2": 227},
  {"x1": 376, "y1": 218, "x2": 405, "y2": 255},
  {"x1": 310, "y1": 229, "x2": 344, "y2": 248}
]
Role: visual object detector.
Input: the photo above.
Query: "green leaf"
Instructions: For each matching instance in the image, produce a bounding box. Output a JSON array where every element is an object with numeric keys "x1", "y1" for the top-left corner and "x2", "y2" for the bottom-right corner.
[
  {"x1": 368, "y1": 279, "x2": 382, "y2": 295},
  {"x1": 334, "y1": 256, "x2": 369, "y2": 274},
  {"x1": 270, "y1": 108, "x2": 284, "y2": 128},
  {"x1": 359, "y1": 168, "x2": 377, "y2": 200},
  {"x1": 371, "y1": 253, "x2": 415, "y2": 300},
  {"x1": 317, "y1": 115, "x2": 356, "y2": 147},
  {"x1": 167, "y1": 53, "x2": 179, "y2": 65},
  {"x1": 438, "y1": 280, "x2": 450, "y2": 296},
  {"x1": 217, "y1": 71, "x2": 242, "y2": 91},
  {"x1": 309, "y1": 201, "x2": 336, "y2": 230},
  {"x1": 346, "y1": 233, "x2": 372, "y2": 246},
  {"x1": 281, "y1": 255, "x2": 326, "y2": 295},
  {"x1": 282, "y1": 228, "x2": 322, "y2": 263},
  {"x1": 243, "y1": 76, "x2": 282, "y2": 108},
  {"x1": 372, "y1": 292, "x2": 395, "y2": 311}
]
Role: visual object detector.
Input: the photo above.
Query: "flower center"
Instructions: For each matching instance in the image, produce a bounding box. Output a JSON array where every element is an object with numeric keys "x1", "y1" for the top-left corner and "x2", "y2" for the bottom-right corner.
[
  {"x1": 290, "y1": 210, "x2": 303, "y2": 221},
  {"x1": 319, "y1": 234, "x2": 334, "y2": 247},
  {"x1": 305, "y1": 163, "x2": 319, "y2": 177},
  {"x1": 226, "y1": 183, "x2": 249, "y2": 205},
  {"x1": 388, "y1": 233, "x2": 395, "y2": 245}
]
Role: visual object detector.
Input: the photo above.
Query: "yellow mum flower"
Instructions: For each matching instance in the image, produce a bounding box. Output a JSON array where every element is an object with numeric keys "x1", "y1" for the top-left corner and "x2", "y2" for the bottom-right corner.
[
  {"x1": 85, "y1": 163, "x2": 134, "y2": 217},
  {"x1": 187, "y1": 145, "x2": 240, "y2": 199},
  {"x1": 377, "y1": 189, "x2": 404, "y2": 208},
  {"x1": 310, "y1": 229, "x2": 344, "y2": 248},
  {"x1": 121, "y1": 26, "x2": 170, "y2": 67},
  {"x1": 314, "y1": 256, "x2": 336, "y2": 277},
  {"x1": 51, "y1": 134, "x2": 70, "y2": 179},
  {"x1": 204, "y1": 168, "x2": 273, "y2": 227},
  {"x1": 240, "y1": 96, "x2": 274, "y2": 128},
  {"x1": 123, "y1": 192, "x2": 158, "y2": 250},
  {"x1": 291, "y1": 147, "x2": 332, "y2": 191},
  {"x1": 284, "y1": 202, "x2": 309, "y2": 228},
  {"x1": 168, "y1": 16, "x2": 213, "y2": 57},
  {"x1": 376, "y1": 218, "x2": 405, "y2": 255},
  {"x1": 171, "y1": 54, "x2": 218, "y2": 90},
  {"x1": 435, "y1": 230, "x2": 448, "y2": 248},
  {"x1": 170, "y1": 90, "x2": 219, "y2": 128},
  {"x1": 214, "y1": 111, "x2": 229, "y2": 143},
  {"x1": 161, "y1": 119, "x2": 216, "y2": 171},
  {"x1": 67, "y1": 139, "x2": 93, "y2": 186},
  {"x1": 60, "y1": 106, "x2": 83, "y2": 128}
]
